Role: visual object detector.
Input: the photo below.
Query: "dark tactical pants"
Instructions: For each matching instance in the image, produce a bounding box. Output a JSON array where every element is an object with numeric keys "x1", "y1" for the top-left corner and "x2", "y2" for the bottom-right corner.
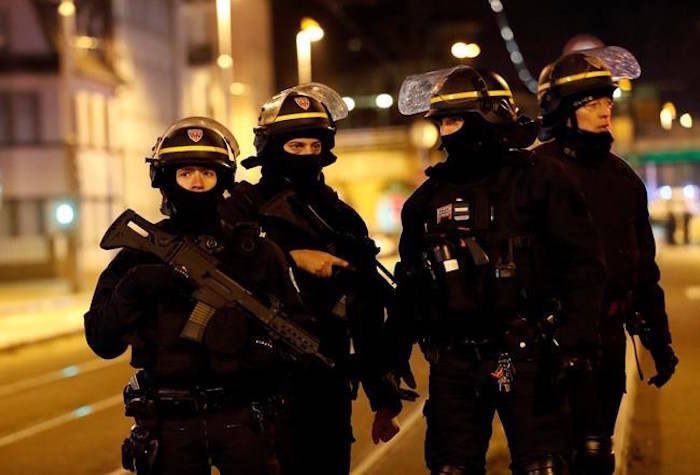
[
  {"x1": 140, "y1": 405, "x2": 279, "y2": 475},
  {"x1": 569, "y1": 316, "x2": 626, "y2": 472},
  {"x1": 277, "y1": 365, "x2": 354, "y2": 475},
  {"x1": 424, "y1": 349, "x2": 571, "y2": 474}
]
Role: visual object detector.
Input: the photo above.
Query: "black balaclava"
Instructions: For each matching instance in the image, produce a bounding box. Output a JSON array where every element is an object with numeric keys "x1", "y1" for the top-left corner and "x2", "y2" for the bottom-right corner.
[
  {"x1": 438, "y1": 114, "x2": 507, "y2": 179},
  {"x1": 260, "y1": 130, "x2": 330, "y2": 192},
  {"x1": 161, "y1": 168, "x2": 225, "y2": 233}
]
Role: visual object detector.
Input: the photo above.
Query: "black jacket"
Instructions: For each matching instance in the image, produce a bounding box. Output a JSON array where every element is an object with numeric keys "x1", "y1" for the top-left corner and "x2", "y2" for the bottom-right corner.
[
  {"x1": 221, "y1": 174, "x2": 401, "y2": 413},
  {"x1": 533, "y1": 138, "x2": 671, "y2": 347},
  {"x1": 398, "y1": 150, "x2": 606, "y2": 355},
  {"x1": 84, "y1": 217, "x2": 305, "y2": 391}
]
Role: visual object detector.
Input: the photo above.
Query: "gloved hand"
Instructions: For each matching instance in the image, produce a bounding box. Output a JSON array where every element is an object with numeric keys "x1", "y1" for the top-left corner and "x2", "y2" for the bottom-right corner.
[
  {"x1": 289, "y1": 249, "x2": 349, "y2": 278},
  {"x1": 371, "y1": 408, "x2": 400, "y2": 444},
  {"x1": 115, "y1": 264, "x2": 191, "y2": 301},
  {"x1": 648, "y1": 344, "x2": 678, "y2": 388}
]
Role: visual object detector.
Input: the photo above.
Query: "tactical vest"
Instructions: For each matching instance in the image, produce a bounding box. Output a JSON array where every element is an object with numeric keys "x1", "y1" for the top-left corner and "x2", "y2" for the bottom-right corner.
[
  {"x1": 415, "y1": 160, "x2": 553, "y2": 334},
  {"x1": 128, "y1": 225, "x2": 278, "y2": 383}
]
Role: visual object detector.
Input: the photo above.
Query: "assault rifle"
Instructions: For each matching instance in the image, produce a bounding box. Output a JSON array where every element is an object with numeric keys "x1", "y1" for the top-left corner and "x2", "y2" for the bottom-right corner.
[{"x1": 100, "y1": 209, "x2": 334, "y2": 368}]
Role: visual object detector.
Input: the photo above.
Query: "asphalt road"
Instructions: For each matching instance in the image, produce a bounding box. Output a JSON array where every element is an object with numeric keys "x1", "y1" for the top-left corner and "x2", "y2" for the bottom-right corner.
[{"x1": 0, "y1": 247, "x2": 697, "y2": 475}]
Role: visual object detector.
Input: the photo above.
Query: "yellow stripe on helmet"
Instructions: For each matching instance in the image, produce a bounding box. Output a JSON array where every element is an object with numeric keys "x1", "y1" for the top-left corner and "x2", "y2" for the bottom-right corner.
[
  {"x1": 430, "y1": 89, "x2": 513, "y2": 104},
  {"x1": 537, "y1": 82, "x2": 552, "y2": 93},
  {"x1": 553, "y1": 70, "x2": 612, "y2": 86},
  {"x1": 273, "y1": 112, "x2": 329, "y2": 123},
  {"x1": 158, "y1": 145, "x2": 229, "y2": 156}
]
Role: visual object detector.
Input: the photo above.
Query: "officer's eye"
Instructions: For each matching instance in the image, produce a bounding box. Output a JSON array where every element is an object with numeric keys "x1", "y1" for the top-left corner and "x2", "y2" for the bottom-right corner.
[
  {"x1": 202, "y1": 170, "x2": 216, "y2": 178},
  {"x1": 311, "y1": 143, "x2": 322, "y2": 152}
]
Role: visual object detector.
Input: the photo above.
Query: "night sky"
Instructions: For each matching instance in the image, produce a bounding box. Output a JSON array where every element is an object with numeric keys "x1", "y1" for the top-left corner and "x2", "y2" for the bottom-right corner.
[{"x1": 270, "y1": 0, "x2": 700, "y2": 120}]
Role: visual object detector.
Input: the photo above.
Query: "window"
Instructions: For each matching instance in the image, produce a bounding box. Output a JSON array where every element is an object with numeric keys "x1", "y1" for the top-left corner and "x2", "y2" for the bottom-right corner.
[
  {"x1": 11, "y1": 93, "x2": 39, "y2": 144},
  {"x1": 0, "y1": 91, "x2": 40, "y2": 145}
]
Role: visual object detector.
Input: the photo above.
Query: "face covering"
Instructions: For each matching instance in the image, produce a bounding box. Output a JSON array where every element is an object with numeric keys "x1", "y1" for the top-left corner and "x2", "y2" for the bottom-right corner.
[
  {"x1": 261, "y1": 131, "x2": 331, "y2": 189},
  {"x1": 161, "y1": 171, "x2": 223, "y2": 232},
  {"x1": 559, "y1": 123, "x2": 614, "y2": 160}
]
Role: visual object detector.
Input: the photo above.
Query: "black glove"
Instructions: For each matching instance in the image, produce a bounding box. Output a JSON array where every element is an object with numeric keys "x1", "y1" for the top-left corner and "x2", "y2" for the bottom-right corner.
[
  {"x1": 115, "y1": 264, "x2": 191, "y2": 301},
  {"x1": 648, "y1": 344, "x2": 678, "y2": 388}
]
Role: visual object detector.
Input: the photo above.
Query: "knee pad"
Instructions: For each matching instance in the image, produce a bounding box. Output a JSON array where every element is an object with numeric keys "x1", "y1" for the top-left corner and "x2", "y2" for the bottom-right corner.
[
  {"x1": 575, "y1": 436, "x2": 615, "y2": 475},
  {"x1": 514, "y1": 454, "x2": 568, "y2": 475}
]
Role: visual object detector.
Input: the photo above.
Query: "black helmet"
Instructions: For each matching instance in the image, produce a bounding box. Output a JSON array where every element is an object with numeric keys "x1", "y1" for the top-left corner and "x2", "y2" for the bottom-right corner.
[
  {"x1": 425, "y1": 67, "x2": 520, "y2": 125},
  {"x1": 147, "y1": 117, "x2": 239, "y2": 189},
  {"x1": 246, "y1": 82, "x2": 348, "y2": 168},
  {"x1": 399, "y1": 66, "x2": 537, "y2": 149},
  {"x1": 538, "y1": 53, "x2": 616, "y2": 122}
]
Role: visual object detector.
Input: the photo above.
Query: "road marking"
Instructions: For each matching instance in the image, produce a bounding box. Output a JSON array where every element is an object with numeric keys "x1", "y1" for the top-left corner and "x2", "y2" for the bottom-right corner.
[
  {"x1": 684, "y1": 286, "x2": 700, "y2": 300},
  {"x1": 0, "y1": 355, "x2": 128, "y2": 398},
  {"x1": 350, "y1": 398, "x2": 426, "y2": 475},
  {"x1": 0, "y1": 393, "x2": 122, "y2": 448}
]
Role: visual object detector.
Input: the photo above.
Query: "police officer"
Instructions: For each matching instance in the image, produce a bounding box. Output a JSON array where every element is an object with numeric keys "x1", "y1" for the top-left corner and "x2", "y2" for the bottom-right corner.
[
  {"x1": 220, "y1": 83, "x2": 406, "y2": 474},
  {"x1": 85, "y1": 117, "x2": 306, "y2": 475},
  {"x1": 534, "y1": 48, "x2": 678, "y2": 473},
  {"x1": 395, "y1": 66, "x2": 607, "y2": 474}
]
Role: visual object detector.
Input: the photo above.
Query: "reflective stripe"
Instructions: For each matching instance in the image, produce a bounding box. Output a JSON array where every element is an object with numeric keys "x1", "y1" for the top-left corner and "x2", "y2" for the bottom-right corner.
[
  {"x1": 430, "y1": 89, "x2": 512, "y2": 104},
  {"x1": 537, "y1": 82, "x2": 552, "y2": 93},
  {"x1": 273, "y1": 112, "x2": 329, "y2": 122},
  {"x1": 553, "y1": 70, "x2": 612, "y2": 86},
  {"x1": 158, "y1": 145, "x2": 229, "y2": 155}
]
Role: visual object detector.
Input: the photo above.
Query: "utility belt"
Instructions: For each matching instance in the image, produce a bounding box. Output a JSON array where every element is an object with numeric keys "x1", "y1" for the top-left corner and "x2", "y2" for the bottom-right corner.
[
  {"x1": 121, "y1": 371, "x2": 278, "y2": 474},
  {"x1": 421, "y1": 304, "x2": 560, "y2": 365},
  {"x1": 123, "y1": 371, "x2": 272, "y2": 419},
  {"x1": 420, "y1": 336, "x2": 500, "y2": 363}
]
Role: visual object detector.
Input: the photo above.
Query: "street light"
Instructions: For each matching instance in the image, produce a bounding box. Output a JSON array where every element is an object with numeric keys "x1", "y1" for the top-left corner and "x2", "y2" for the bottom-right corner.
[
  {"x1": 680, "y1": 113, "x2": 693, "y2": 129},
  {"x1": 55, "y1": 202, "x2": 76, "y2": 227},
  {"x1": 375, "y1": 93, "x2": 393, "y2": 109},
  {"x1": 58, "y1": 0, "x2": 75, "y2": 17},
  {"x1": 342, "y1": 96, "x2": 356, "y2": 111},
  {"x1": 451, "y1": 42, "x2": 480, "y2": 59},
  {"x1": 296, "y1": 17, "x2": 324, "y2": 84}
]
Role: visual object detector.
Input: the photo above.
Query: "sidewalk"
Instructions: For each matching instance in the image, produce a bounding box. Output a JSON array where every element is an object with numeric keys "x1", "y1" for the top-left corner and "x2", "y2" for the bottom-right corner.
[{"x1": 0, "y1": 279, "x2": 90, "y2": 351}]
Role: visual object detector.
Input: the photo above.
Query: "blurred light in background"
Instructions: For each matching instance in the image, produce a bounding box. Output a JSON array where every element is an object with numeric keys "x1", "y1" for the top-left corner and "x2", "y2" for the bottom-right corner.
[
  {"x1": 680, "y1": 113, "x2": 693, "y2": 129},
  {"x1": 660, "y1": 185, "x2": 673, "y2": 200},
  {"x1": 55, "y1": 203, "x2": 76, "y2": 226},
  {"x1": 58, "y1": 1, "x2": 75, "y2": 17},
  {"x1": 509, "y1": 51, "x2": 523, "y2": 64},
  {"x1": 73, "y1": 36, "x2": 98, "y2": 49},
  {"x1": 500, "y1": 27, "x2": 514, "y2": 41},
  {"x1": 409, "y1": 120, "x2": 439, "y2": 149},
  {"x1": 489, "y1": 0, "x2": 504, "y2": 13},
  {"x1": 342, "y1": 96, "x2": 356, "y2": 111},
  {"x1": 217, "y1": 54, "x2": 233, "y2": 69},
  {"x1": 618, "y1": 78, "x2": 632, "y2": 92},
  {"x1": 451, "y1": 42, "x2": 481, "y2": 59},
  {"x1": 613, "y1": 88, "x2": 622, "y2": 100},
  {"x1": 662, "y1": 102, "x2": 677, "y2": 119},
  {"x1": 375, "y1": 93, "x2": 393, "y2": 109},
  {"x1": 297, "y1": 17, "x2": 323, "y2": 84},
  {"x1": 684, "y1": 184, "x2": 697, "y2": 200},
  {"x1": 301, "y1": 17, "x2": 324, "y2": 42},
  {"x1": 660, "y1": 105, "x2": 674, "y2": 130},
  {"x1": 229, "y1": 82, "x2": 247, "y2": 96}
]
